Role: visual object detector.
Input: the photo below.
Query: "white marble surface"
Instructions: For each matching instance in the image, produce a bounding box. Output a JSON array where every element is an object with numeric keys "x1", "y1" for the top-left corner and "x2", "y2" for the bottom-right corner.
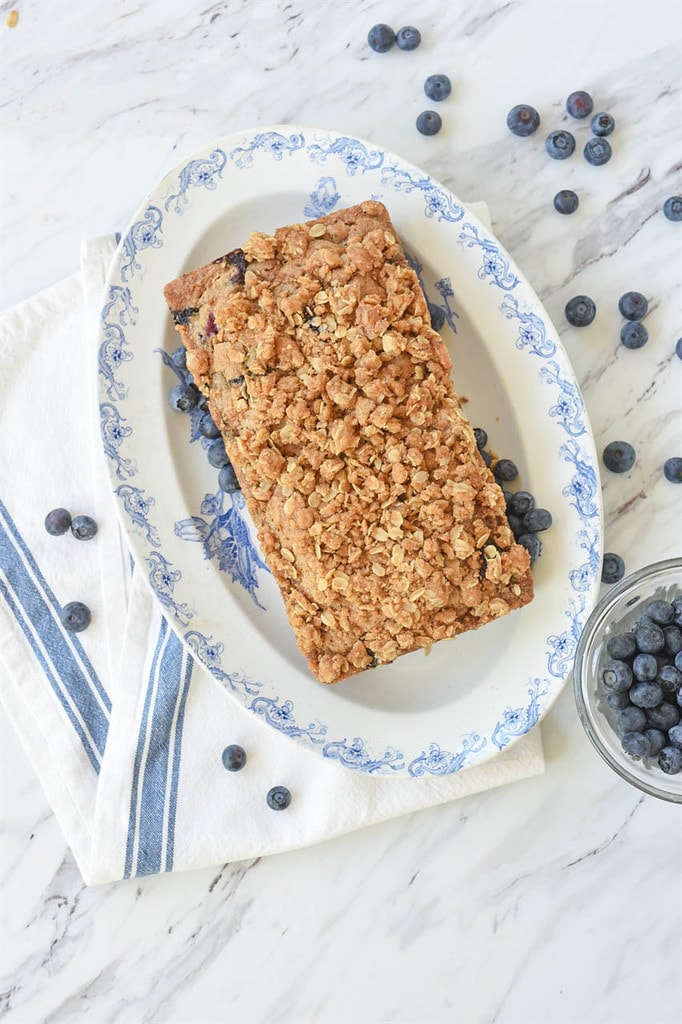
[{"x1": 1, "y1": 1, "x2": 681, "y2": 1022}]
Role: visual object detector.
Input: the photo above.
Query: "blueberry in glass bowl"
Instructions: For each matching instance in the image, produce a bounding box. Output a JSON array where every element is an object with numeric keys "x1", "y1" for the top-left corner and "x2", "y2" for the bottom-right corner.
[{"x1": 573, "y1": 558, "x2": 682, "y2": 803}]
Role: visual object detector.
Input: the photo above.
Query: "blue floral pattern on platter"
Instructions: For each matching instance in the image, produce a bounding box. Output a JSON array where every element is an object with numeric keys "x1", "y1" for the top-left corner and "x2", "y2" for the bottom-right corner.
[
  {"x1": 460, "y1": 223, "x2": 520, "y2": 290},
  {"x1": 163, "y1": 149, "x2": 227, "y2": 215},
  {"x1": 98, "y1": 126, "x2": 603, "y2": 777}
]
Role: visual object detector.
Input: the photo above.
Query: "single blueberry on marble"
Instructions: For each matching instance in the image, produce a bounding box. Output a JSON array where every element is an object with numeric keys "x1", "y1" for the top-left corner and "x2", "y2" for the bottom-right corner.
[
  {"x1": 584, "y1": 137, "x2": 612, "y2": 166},
  {"x1": 545, "y1": 130, "x2": 576, "y2": 160},
  {"x1": 566, "y1": 90, "x2": 594, "y2": 118},
  {"x1": 676, "y1": 338, "x2": 682, "y2": 360},
  {"x1": 618, "y1": 291, "x2": 648, "y2": 321},
  {"x1": 602, "y1": 440, "x2": 635, "y2": 473},
  {"x1": 367, "y1": 24, "x2": 395, "y2": 52},
  {"x1": 396, "y1": 26, "x2": 421, "y2": 50},
  {"x1": 565, "y1": 295, "x2": 596, "y2": 326},
  {"x1": 663, "y1": 457, "x2": 682, "y2": 483},
  {"x1": 663, "y1": 196, "x2": 682, "y2": 221},
  {"x1": 506, "y1": 104, "x2": 540, "y2": 137},
  {"x1": 553, "y1": 189, "x2": 579, "y2": 214},
  {"x1": 416, "y1": 110, "x2": 442, "y2": 136},
  {"x1": 601, "y1": 553, "x2": 625, "y2": 584},
  {"x1": 620, "y1": 322, "x2": 648, "y2": 349},
  {"x1": 590, "y1": 112, "x2": 615, "y2": 136},
  {"x1": 424, "y1": 74, "x2": 451, "y2": 101}
]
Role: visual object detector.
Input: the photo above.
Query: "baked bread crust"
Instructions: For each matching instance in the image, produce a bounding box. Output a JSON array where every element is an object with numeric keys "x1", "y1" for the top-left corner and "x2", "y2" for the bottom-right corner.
[{"x1": 164, "y1": 201, "x2": 533, "y2": 684}]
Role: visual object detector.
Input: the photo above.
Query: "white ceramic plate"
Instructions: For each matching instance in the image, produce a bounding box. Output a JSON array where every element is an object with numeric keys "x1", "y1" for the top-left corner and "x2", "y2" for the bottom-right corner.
[{"x1": 98, "y1": 125, "x2": 603, "y2": 778}]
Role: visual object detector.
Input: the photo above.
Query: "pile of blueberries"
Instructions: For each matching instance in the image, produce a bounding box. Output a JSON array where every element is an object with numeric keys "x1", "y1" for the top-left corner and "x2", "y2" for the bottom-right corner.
[
  {"x1": 367, "y1": 23, "x2": 451, "y2": 137},
  {"x1": 473, "y1": 426, "x2": 552, "y2": 565},
  {"x1": 44, "y1": 507, "x2": 98, "y2": 632},
  {"x1": 599, "y1": 594, "x2": 682, "y2": 775}
]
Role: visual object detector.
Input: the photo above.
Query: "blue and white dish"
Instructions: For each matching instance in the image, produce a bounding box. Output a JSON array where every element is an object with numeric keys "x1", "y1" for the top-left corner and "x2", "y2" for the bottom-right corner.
[{"x1": 98, "y1": 125, "x2": 603, "y2": 778}]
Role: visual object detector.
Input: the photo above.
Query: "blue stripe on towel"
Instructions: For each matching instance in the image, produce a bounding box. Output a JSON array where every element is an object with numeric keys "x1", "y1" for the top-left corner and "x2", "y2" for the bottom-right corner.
[
  {"x1": 124, "y1": 616, "x2": 194, "y2": 878},
  {"x1": 0, "y1": 500, "x2": 110, "y2": 771}
]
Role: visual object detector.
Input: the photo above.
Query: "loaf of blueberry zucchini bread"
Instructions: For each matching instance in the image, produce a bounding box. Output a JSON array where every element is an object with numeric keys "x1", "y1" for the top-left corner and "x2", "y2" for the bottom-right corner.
[{"x1": 163, "y1": 200, "x2": 533, "y2": 684}]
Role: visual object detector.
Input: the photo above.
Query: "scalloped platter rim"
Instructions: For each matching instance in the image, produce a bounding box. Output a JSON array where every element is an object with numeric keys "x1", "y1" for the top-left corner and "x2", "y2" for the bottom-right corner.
[{"x1": 98, "y1": 124, "x2": 603, "y2": 779}]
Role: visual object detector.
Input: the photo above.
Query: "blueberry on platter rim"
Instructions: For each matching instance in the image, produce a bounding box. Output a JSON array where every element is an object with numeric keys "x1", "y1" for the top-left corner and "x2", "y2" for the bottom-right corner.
[
  {"x1": 506, "y1": 104, "x2": 540, "y2": 137},
  {"x1": 565, "y1": 295, "x2": 596, "y2": 327}
]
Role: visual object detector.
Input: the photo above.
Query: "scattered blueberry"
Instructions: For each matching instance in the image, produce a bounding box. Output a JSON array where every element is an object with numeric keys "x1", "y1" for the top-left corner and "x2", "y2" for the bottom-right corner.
[
  {"x1": 617, "y1": 706, "x2": 646, "y2": 734},
  {"x1": 521, "y1": 508, "x2": 552, "y2": 533},
  {"x1": 170, "y1": 346, "x2": 187, "y2": 370},
  {"x1": 584, "y1": 137, "x2": 612, "y2": 166},
  {"x1": 606, "y1": 631, "x2": 636, "y2": 660},
  {"x1": 266, "y1": 785, "x2": 292, "y2": 810},
  {"x1": 601, "y1": 553, "x2": 625, "y2": 585},
  {"x1": 545, "y1": 130, "x2": 576, "y2": 160},
  {"x1": 222, "y1": 744, "x2": 247, "y2": 771},
  {"x1": 368, "y1": 23, "x2": 395, "y2": 52},
  {"x1": 428, "y1": 303, "x2": 445, "y2": 331},
  {"x1": 630, "y1": 682, "x2": 663, "y2": 709},
  {"x1": 645, "y1": 729, "x2": 667, "y2": 757},
  {"x1": 602, "y1": 440, "x2": 635, "y2": 473},
  {"x1": 676, "y1": 338, "x2": 682, "y2": 359},
  {"x1": 45, "y1": 508, "x2": 72, "y2": 536},
  {"x1": 633, "y1": 652, "x2": 659, "y2": 681},
  {"x1": 207, "y1": 438, "x2": 229, "y2": 469},
  {"x1": 199, "y1": 411, "x2": 221, "y2": 439},
  {"x1": 506, "y1": 491, "x2": 535, "y2": 517},
  {"x1": 566, "y1": 90, "x2": 594, "y2": 119},
  {"x1": 516, "y1": 532, "x2": 542, "y2": 563},
  {"x1": 647, "y1": 599, "x2": 675, "y2": 625},
  {"x1": 663, "y1": 196, "x2": 682, "y2": 222},
  {"x1": 618, "y1": 291, "x2": 649, "y2": 321},
  {"x1": 553, "y1": 189, "x2": 579, "y2": 214},
  {"x1": 621, "y1": 731, "x2": 651, "y2": 758},
  {"x1": 659, "y1": 746, "x2": 682, "y2": 774},
  {"x1": 416, "y1": 110, "x2": 442, "y2": 136},
  {"x1": 635, "y1": 619, "x2": 665, "y2": 654},
  {"x1": 620, "y1": 322, "x2": 649, "y2": 349},
  {"x1": 590, "y1": 112, "x2": 615, "y2": 137},
  {"x1": 169, "y1": 382, "x2": 200, "y2": 412},
  {"x1": 565, "y1": 295, "x2": 596, "y2": 327},
  {"x1": 71, "y1": 515, "x2": 98, "y2": 541},
  {"x1": 663, "y1": 457, "x2": 682, "y2": 483},
  {"x1": 60, "y1": 601, "x2": 91, "y2": 633},
  {"x1": 493, "y1": 459, "x2": 518, "y2": 483},
  {"x1": 506, "y1": 104, "x2": 540, "y2": 137},
  {"x1": 218, "y1": 463, "x2": 240, "y2": 493},
  {"x1": 424, "y1": 74, "x2": 451, "y2": 101},
  {"x1": 473, "y1": 427, "x2": 488, "y2": 450},
  {"x1": 396, "y1": 26, "x2": 421, "y2": 51},
  {"x1": 601, "y1": 659, "x2": 633, "y2": 693}
]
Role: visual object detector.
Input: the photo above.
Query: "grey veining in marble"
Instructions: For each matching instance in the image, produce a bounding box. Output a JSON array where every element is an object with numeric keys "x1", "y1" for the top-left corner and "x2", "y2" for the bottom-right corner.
[{"x1": 1, "y1": 1, "x2": 681, "y2": 1022}]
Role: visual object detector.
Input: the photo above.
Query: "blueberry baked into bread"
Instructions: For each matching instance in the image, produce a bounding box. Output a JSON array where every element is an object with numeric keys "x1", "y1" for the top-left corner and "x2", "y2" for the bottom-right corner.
[{"x1": 164, "y1": 201, "x2": 533, "y2": 684}]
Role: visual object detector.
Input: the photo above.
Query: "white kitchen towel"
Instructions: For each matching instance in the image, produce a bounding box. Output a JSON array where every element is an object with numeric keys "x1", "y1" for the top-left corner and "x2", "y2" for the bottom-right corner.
[{"x1": 0, "y1": 211, "x2": 544, "y2": 886}]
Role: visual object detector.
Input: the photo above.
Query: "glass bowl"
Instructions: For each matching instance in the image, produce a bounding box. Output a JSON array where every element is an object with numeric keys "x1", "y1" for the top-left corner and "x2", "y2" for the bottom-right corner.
[{"x1": 573, "y1": 557, "x2": 682, "y2": 804}]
